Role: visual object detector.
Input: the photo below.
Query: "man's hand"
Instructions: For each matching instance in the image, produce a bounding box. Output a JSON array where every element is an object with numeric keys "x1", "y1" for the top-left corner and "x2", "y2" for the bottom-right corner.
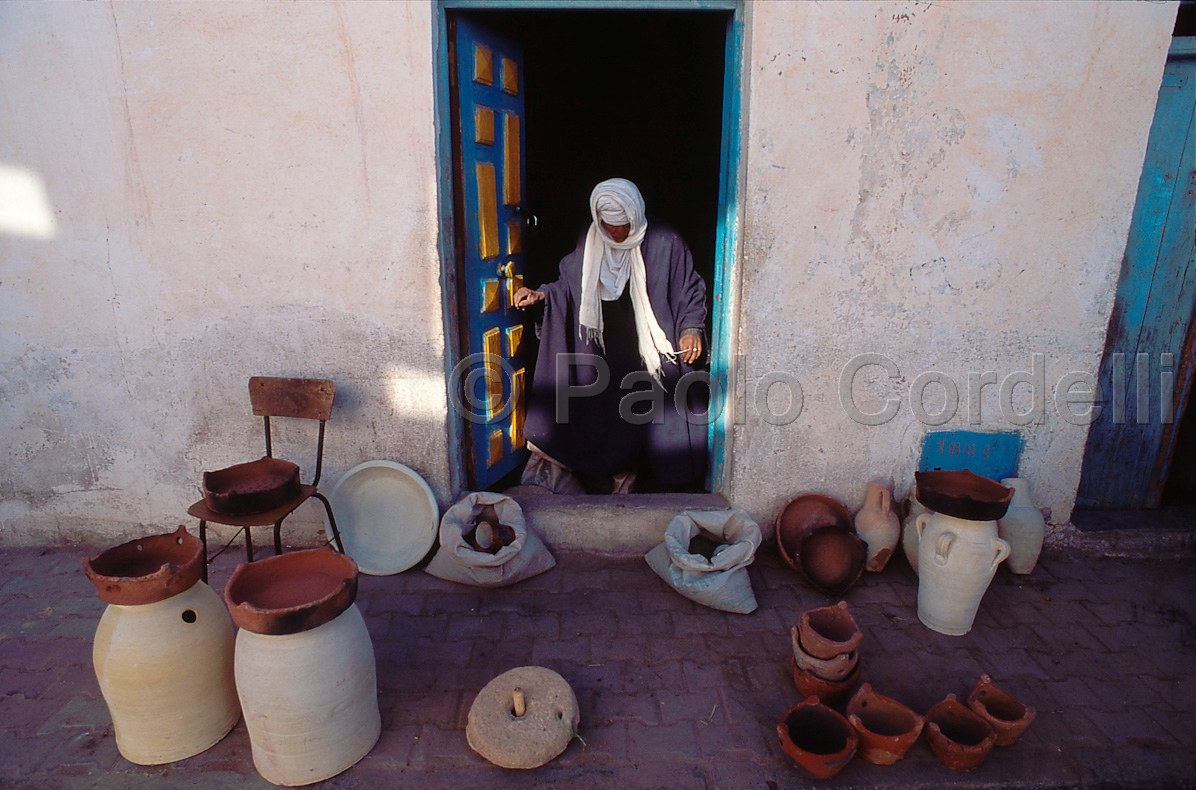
[
  {"x1": 679, "y1": 333, "x2": 702, "y2": 364},
  {"x1": 514, "y1": 287, "x2": 545, "y2": 309}
]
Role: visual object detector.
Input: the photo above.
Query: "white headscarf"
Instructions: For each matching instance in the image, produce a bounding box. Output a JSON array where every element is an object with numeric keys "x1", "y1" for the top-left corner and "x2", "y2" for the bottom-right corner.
[{"x1": 579, "y1": 178, "x2": 677, "y2": 383}]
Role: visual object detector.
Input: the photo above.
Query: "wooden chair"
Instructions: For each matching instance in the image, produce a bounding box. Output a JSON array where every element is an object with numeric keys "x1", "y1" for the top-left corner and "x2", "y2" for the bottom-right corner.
[{"x1": 188, "y1": 376, "x2": 344, "y2": 581}]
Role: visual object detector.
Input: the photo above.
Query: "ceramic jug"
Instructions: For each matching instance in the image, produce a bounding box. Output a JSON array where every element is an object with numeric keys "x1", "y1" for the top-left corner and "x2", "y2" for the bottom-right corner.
[
  {"x1": 855, "y1": 482, "x2": 900, "y2": 572},
  {"x1": 902, "y1": 494, "x2": 930, "y2": 575},
  {"x1": 997, "y1": 478, "x2": 1045, "y2": 575},
  {"x1": 915, "y1": 512, "x2": 1010, "y2": 636}
]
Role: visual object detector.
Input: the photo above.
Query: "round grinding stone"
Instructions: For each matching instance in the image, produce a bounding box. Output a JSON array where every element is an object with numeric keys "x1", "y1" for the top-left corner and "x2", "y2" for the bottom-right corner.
[{"x1": 466, "y1": 666, "x2": 580, "y2": 769}]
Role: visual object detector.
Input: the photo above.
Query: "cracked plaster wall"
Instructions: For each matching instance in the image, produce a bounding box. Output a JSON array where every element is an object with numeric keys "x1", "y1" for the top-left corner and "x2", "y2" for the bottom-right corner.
[
  {"x1": 732, "y1": 1, "x2": 1177, "y2": 534},
  {"x1": 1, "y1": 2, "x2": 448, "y2": 545}
]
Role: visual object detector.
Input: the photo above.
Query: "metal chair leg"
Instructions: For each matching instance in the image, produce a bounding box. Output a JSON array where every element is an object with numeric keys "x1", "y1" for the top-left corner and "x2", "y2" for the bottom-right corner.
[
  {"x1": 313, "y1": 492, "x2": 345, "y2": 553},
  {"x1": 245, "y1": 526, "x2": 254, "y2": 563},
  {"x1": 274, "y1": 519, "x2": 285, "y2": 556},
  {"x1": 199, "y1": 520, "x2": 208, "y2": 584}
]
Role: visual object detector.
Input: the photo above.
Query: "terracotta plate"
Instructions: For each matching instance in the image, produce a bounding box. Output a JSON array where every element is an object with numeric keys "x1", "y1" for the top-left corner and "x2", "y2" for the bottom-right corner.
[{"x1": 327, "y1": 460, "x2": 439, "y2": 575}]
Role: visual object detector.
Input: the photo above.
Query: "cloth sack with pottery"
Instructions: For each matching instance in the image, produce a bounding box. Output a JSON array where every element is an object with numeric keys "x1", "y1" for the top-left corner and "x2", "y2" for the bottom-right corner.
[
  {"x1": 425, "y1": 492, "x2": 556, "y2": 587},
  {"x1": 645, "y1": 508, "x2": 762, "y2": 614}
]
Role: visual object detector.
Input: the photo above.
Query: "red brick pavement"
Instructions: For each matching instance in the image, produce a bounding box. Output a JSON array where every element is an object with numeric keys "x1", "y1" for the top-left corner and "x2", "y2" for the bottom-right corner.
[{"x1": 1, "y1": 539, "x2": 1194, "y2": 789}]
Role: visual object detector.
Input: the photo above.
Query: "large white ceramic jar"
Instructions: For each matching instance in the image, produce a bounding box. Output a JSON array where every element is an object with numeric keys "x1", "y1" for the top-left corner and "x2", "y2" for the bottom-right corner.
[
  {"x1": 901, "y1": 494, "x2": 930, "y2": 576},
  {"x1": 92, "y1": 580, "x2": 240, "y2": 764},
  {"x1": 915, "y1": 512, "x2": 1010, "y2": 636},
  {"x1": 234, "y1": 603, "x2": 380, "y2": 787},
  {"x1": 997, "y1": 477, "x2": 1046, "y2": 575}
]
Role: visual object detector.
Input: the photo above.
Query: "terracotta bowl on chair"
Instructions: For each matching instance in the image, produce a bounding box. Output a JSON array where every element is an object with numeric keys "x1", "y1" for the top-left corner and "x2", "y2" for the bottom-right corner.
[{"x1": 202, "y1": 456, "x2": 302, "y2": 515}]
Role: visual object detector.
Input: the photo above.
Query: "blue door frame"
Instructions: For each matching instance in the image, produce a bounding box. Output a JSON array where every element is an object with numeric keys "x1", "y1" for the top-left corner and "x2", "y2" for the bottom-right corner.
[{"x1": 433, "y1": 0, "x2": 745, "y2": 496}]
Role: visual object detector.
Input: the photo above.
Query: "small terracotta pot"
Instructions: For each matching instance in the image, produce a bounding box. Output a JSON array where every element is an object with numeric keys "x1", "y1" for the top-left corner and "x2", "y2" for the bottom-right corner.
[
  {"x1": 792, "y1": 656, "x2": 862, "y2": 706},
  {"x1": 967, "y1": 674, "x2": 1036, "y2": 746},
  {"x1": 925, "y1": 693, "x2": 997, "y2": 772},
  {"x1": 223, "y1": 548, "x2": 358, "y2": 635},
  {"x1": 203, "y1": 456, "x2": 301, "y2": 515},
  {"x1": 83, "y1": 526, "x2": 204, "y2": 605},
  {"x1": 915, "y1": 470, "x2": 1014, "y2": 522},
  {"x1": 846, "y1": 683, "x2": 925, "y2": 765},
  {"x1": 797, "y1": 601, "x2": 864, "y2": 659},
  {"x1": 791, "y1": 627, "x2": 858, "y2": 681},
  {"x1": 777, "y1": 696, "x2": 858, "y2": 779}
]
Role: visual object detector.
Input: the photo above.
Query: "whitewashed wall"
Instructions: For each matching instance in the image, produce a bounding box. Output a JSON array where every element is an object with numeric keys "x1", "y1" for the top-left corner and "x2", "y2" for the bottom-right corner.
[
  {"x1": 0, "y1": 2, "x2": 448, "y2": 545},
  {"x1": 731, "y1": 1, "x2": 1176, "y2": 532},
  {"x1": 0, "y1": 1, "x2": 1178, "y2": 547}
]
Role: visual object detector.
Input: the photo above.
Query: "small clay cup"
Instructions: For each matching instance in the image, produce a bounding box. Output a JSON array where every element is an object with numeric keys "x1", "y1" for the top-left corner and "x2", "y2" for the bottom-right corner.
[
  {"x1": 791, "y1": 626, "x2": 858, "y2": 681},
  {"x1": 792, "y1": 657, "x2": 862, "y2": 706},
  {"x1": 797, "y1": 601, "x2": 864, "y2": 659},
  {"x1": 223, "y1": 547, "x2": 358, "y2": 635},
  {"x1": 777, "y1": 696, "x2": 858, "y2": 779},
  {"x1": 83, "y1": 526, "x2": 204, "y2": 605},
  {"x1": 915, "y1": 470, "x2": 1014, "y2": 522},
  {"x1": 846, "y1": 683, "x2": 925, "y2": 765},
  {"x1": 925, "y1": 693, "x2": 997, "y2": 772},
  {"x1": 967, "y1": 674, "x2": 1036, "y2": 746}
]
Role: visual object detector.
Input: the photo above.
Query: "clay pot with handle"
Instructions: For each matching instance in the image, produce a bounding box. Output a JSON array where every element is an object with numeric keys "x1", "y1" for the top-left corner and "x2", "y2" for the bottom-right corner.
[
  {"x1": 915, "y1": 513, "x2": 1010, "y2": 636},
  {"x1": 855, "y1": 482, "x2": 901, "y2": 572}
]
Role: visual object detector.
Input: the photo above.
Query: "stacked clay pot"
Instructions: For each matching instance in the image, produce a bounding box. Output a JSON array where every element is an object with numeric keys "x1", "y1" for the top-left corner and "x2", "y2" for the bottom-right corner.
[
  {"x1": 83, "y1": 526, "x2": 240, "y2": 765},
  {"x1": 790, "y1": 601, "x2": 862, "y2": 705},
  {"x1": 224, "y1": 548, "x2": 380, "y2": 787}
]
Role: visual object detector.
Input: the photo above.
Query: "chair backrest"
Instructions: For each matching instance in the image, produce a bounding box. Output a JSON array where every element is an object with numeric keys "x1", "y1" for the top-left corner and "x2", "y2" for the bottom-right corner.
[
  {"x1": 249, "y1": 377, "x2": 335, "y2": 421},
  {"x1": 248, "y1": 377, "x2": 335, "y2": 484}
]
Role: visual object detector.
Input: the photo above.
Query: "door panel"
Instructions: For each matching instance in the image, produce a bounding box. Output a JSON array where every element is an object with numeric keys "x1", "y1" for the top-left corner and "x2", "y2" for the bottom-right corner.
[
  {"x1": 454, "y1": 15, "x2": 529, "y2": 489},
  {"x1": 1076, "y1": 48, "x2": 1196, "y2": 509}
]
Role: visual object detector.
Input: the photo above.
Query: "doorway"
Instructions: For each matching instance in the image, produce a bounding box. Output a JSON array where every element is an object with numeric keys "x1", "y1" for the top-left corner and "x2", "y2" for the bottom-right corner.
[{"x1": 435, "y1": 3, "x2": 740, "y2": 495}]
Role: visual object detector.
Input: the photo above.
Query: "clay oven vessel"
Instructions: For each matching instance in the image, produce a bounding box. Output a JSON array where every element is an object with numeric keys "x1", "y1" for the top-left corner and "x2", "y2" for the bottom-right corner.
[
  {"x1": 203, "y1": 456, "x2": 301, "y2": 515},
  {"x1": 226, "y1": 549, "x2": 380, "y2": 786},
  {"x1": 915, "y1": 470, "x2": 1014, "y2": 522},
  {"x1": 846, "y1": 683, "x2": 925, "y2": 765},
  {"x1": 223, "y1": 548, "x2": 358, "y2": 636},
  {"x1": 777, "y1": 696, "x2": 858, "y2": 779},
  {"x1": 791, "y1": 658, "x2": 862, "y2": 706},
  {"x1": 925, "y1": 693, "x2": 997, "y2": 772},
  {"x1": 797, "y1": 601, "x2": 863, "y2": 659},
  {"x1": 85, "y1": 527, "x2": 239, "y2": 765},
  {"x1": 967, "y1": 674, "x2": 1036, "y2": 746}
]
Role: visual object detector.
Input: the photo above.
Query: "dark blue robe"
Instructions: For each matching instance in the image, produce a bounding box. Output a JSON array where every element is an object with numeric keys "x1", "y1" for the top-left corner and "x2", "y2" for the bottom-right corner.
[{"x1": 525, "y1": 222, "x2": 708, "y2": 486}]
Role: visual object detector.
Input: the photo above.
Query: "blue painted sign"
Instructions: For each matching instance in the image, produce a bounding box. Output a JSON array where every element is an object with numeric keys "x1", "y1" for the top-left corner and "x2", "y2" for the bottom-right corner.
[{"x1": 920, "y1": 431, "x2": 1022, "y2": 481}]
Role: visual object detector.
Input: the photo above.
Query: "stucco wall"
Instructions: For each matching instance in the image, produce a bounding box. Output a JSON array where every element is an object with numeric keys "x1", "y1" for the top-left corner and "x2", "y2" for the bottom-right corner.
[
  {"x1": 731, "y1": 1, "x2": 1177, "y2": 531},
  {"x1": 0, "y1": 1, "x2": 448, "y2": 545}
]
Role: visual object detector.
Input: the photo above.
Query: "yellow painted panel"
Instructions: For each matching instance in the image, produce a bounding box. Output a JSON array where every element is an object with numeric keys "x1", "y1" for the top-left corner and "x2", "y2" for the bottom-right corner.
[
  {"x1": 506, "y1": 324, "x2": 523, "y2": 357},
  {"x1": 510, "y1": 368, "x2": 526, "y2": 450},
  {"x1": 500, "y1": 56, "x2": 518, "y2": 95},
  {"x1": 507, "y1": 275, "x2": 524, "y2": 309},
  {"x1": 481, "y1": 279, "x2": 500, "y2": 314},
  {"x1": 483, "y1": 327, "x2": 502, "y2": 419},
  {"x1": 473, "y1": 44, "x2": 493, "y2": 86},
  {"x1": 503, "y1": 113, "x2": 521, "y2": 206},
  {"x1": 488, "y1": 429, "x2": 504, "y2": 468},
  {"x1": 476, "y1": 163, "x2": 499, "y2": 259},
  {"x1": 474, "y1": 106, "x2": 495, "y2": 145},
  {"x1": 506, "y1": 219, "x2": 523, "y2": 255}
]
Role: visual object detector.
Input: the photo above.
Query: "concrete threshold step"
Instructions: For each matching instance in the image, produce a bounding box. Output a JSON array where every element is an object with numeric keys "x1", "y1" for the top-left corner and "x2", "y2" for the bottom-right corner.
[{"x1": 503, "y1": 486, "x2": 730, "y2": 556}]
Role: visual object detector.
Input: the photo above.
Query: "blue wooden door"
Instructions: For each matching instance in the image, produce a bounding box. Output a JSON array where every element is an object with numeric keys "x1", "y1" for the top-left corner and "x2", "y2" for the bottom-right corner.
[
  {"x1": 1076, "y1": 41, "x2": 1196, "y2": 509},
  {"x1": 453, "y1": 16, "x2": 529, "y2": 489}
]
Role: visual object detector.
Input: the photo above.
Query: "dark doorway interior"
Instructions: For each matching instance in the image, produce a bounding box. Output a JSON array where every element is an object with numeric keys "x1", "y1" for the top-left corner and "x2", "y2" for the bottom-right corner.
[{"x1": 466, "y1": 10, "x2": 728, "y2": 492}]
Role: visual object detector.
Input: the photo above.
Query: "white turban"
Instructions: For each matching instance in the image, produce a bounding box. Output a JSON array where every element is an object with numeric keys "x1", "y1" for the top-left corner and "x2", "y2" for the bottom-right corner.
[{"x1": 579, "y1": 178, "x2": 676, "y2": 383}]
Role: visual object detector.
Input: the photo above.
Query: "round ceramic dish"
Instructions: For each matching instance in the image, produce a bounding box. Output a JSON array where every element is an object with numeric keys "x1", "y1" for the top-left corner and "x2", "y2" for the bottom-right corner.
[{"x1": 327, "y1": 460, "x2": 439, "y2": 575}]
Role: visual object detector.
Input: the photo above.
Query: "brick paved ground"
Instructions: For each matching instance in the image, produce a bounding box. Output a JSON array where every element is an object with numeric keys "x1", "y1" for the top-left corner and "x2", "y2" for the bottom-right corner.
[{"x1": 1, "y1": 538, "x2": 1194, "y2": 789}]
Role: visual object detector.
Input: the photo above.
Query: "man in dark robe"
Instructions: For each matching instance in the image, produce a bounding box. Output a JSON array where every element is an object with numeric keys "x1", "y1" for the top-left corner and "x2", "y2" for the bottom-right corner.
[{"x1": 513, "y1": 178, "x2": 708, "y2": 492}]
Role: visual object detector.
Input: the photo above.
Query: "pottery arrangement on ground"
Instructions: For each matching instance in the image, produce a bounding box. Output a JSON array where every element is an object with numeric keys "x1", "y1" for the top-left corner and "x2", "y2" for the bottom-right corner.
[
  {"x1": 779, "y1": 601, "x2": 1034, "y2": 778},
  {"x1": 81, "y1": 464, "x2": 1044, "y2": 781}
]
